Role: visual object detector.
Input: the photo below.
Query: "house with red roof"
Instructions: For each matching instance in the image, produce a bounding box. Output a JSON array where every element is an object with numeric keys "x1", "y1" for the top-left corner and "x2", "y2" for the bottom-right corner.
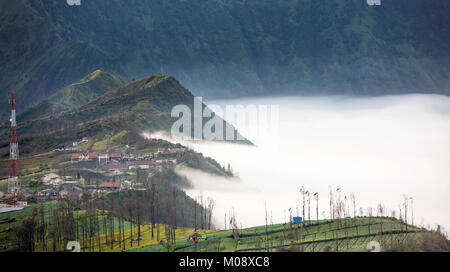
[
  {"x1": 87, "y1": 153, "x2": 99, "y2": 160},
  {"x1": 71, "y1": 153, "x2": 84, "y2": 162},
  {"x1": 110, "y1": 152, "x2": 122, "y2": 162}
]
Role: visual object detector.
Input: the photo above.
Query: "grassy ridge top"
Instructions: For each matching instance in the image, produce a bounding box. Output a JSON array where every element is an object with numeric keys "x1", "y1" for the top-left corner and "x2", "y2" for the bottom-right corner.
[
  {"x1": 0, "y1": 74, "x2": 191, "y2": 141},
  {"x1": 2, "y1": 202, "x2": 448, "y2": 252},
  {"x1": 133, "y1": 217, "x2": 427, "y2": 252},
  {"x1": 0, "y1": 73, "x2": 247, "y2": 175},
  {"x1": 17, "y1": 70, "x2": 126, "y2": 123},
  {"x1": 0, "y1": 72, "x2": 249, "y2": 153}
]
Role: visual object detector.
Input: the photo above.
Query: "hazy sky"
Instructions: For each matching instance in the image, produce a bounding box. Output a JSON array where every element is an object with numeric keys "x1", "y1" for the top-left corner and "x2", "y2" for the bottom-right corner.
[{"x1": 148, "y1": 94, "x2": 450, "y2": 232}]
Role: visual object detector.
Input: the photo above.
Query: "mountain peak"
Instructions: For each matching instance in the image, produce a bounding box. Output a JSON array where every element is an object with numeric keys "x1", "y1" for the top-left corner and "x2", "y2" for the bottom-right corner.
[
  {"x1": 132, "y1": 73, "x2": 171, "y2": 87},
  {"x1": 79, "y1": 69, "x2": 106, "y2": 83},
  {"x1": 141, "y1": 73, "x2": 171, "y2": 88},
  {"x1": 103, "y1": 73, "x2": 181, "y2": 100},
  {"x1": 16, "y1": 70, "x2": 126, "y2": 123}
]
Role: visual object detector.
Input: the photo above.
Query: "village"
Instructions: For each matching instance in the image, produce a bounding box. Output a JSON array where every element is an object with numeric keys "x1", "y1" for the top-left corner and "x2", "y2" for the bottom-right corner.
[{"x1": 0, "y1": 136, "x2": 187, "y2": 210}]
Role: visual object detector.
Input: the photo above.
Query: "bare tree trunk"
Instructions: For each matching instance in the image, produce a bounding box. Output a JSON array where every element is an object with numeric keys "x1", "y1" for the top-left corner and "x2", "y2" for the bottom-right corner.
[
  {"x1": 130, "y1": 215, "x2": 133, "y2": 248},
  {"x1": 122, "y1": 217, "x2": 126, "y2": 251},
  {"x1": 110, "y1": 194, "x2": 115, "y2": 250},
  {"x1": 156, "y1": 194, "x2": 160, "y2": 242},
  {"x1": 194, "y1": 197, "x2": 198, "y2": 232},
  {"x1": 265, "y1": 203, "x2": 268, "y2": 252},
  {"x1": 97, "y1": 211, "x2": 102, "y2": 252},
  {"x1": 118, "y1": 216, "x2": 122, "y2": 249},
  {"x1": 151, "y1": 184, "x2": 155, "y2": 239},
  {"x1": 137, "y1": 214, "x2": 141, "y2": 247}
]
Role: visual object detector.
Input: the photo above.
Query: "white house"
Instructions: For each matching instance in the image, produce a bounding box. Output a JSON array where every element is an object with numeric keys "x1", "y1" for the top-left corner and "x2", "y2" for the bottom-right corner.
[{"x1": 99, "y1": 153, "x2": 110, "y2": 165}]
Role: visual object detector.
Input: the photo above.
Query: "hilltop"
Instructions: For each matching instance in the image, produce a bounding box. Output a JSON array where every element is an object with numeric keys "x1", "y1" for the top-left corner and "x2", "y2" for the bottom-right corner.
[
  {"x1": 1, "y1": 0, "x2": 450, "y2": 119},
  {"x1": 133, "y1": 217, "x2": 450, "y2": 252},
  {"x1": 17, "y1": 70, "x2": 126, "y2": 122},
  {"x1": 0, "y1": 73, "x2": 246, "y2": 177},
  {"x1": 0, "y1": 74, "x2": 247, "y2": 145},
  {"x1": 1, "y1": 200, "x2": 449, "y2": 252}
]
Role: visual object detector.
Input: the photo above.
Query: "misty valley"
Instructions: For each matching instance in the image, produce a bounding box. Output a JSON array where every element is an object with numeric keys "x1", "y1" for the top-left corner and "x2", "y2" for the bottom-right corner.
[
  {"x1": 161, "y1": 94, "x2": 450, "y2": 232},
  {"x1": 0, "y1": 0, "x2": 449, "y2": 256}
]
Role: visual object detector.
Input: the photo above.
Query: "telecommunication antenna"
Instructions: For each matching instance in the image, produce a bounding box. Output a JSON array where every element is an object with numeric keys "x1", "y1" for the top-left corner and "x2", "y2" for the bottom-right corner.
[{"x1": 8, "y1": 93, "x2": 21, "y2": 197}]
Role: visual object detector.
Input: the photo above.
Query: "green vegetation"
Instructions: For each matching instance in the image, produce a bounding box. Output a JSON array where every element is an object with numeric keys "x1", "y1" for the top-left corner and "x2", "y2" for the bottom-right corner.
[
  {"x1": 182, "y1": 153, "x2": 234, "y2": 177},
  {"x1": 0, "y1": 201, "x2": 59, "y2": 246},
  {"x1": 3, "y1": 202, "x2": 448, "y2": 252},
  {"x1": 133, "y1": 217, "x2": 437, "y2": 252},
  {"x1": 0, "y1": 179, "x2": 216, "y2": 252},
  {"x1": 17, "y1": 70, "x2": 126, "y2": 123},
  {"x1": 0, "y1": 73, "x2": 248, "y2": 177},
  {"x1": 0, "y1": 74, "x2": 248, "y2": 145},
  {"x1": 1, "y1": 0, "x2": 449, "y2": 120}
]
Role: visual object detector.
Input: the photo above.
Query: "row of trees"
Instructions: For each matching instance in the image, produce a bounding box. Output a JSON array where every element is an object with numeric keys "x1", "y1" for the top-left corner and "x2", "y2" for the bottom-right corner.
[
  {"x1": 295, "y1": 187, "x2": 415, "y2": 230},
  {"x1": 11, "y1": 168, "x2": 216, "y2": 252},
  {"x1": 240, "y1": 187, "x2": 422, "y2": 252}
]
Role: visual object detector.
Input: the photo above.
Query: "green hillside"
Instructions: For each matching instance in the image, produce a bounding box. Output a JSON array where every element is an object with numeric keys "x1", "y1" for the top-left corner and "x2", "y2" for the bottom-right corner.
[
  {"x1": 132, "y1": 217, "x2": 446, "y2": 252},
  {"x1": 0, "y1": 74, "x2": 248, "y2": 144},
  {"x1": 17, "y1": 70, "x2": 126, "y2": 122},
  {"x1": 0, "y1": 192, "x2": 214, "y2": 252},
  {"x1": 0, "y1": 73, "x2": 248, "y2": 176},
  {"x1": 2, "y1": 202, "x2": 448, "y2": 252},
  {"x1": 1, "y1": 0, "x2": 450, "y2": 119}
]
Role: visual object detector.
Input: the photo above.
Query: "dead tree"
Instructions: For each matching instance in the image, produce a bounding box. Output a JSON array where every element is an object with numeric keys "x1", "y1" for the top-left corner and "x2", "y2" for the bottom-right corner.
[
  {"x1": 307, "y1": 191, "x2": 311, "y2": 225},
  {"x1": 314, "y1": 192, "x2": 319, "y2": 232},
  {"x1": 300, "y1": 186, "x2": 306, "y2": 224}
]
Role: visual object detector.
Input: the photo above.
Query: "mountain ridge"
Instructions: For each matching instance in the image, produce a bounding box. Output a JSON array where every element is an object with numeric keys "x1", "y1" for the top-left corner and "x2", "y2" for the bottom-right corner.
[
  {"x1": 0, "y1": 74, "x2": 250, "y2": 148},
  {"x1": 1, "y1": 0, "x2": 449, "y2": 119},
  {"x1": 17, "y1": 70, "x2": 127, "y2": 122}
]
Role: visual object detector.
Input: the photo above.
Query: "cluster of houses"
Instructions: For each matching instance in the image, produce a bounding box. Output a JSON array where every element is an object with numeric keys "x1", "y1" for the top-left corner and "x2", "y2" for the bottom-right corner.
[
  {"x1": 33, "y1": 147, "x2": 187, "y2": 201},
  {"x1": 0, "y1": 190, "x2": 33, "y2": 209},
  {"x1": 37, "y1": 173, "x2": 135, "y2": 201},
  {"x1": 0, "y1": 145, "x2": 189, "y2": 205},
  {"x1": 70, "y1": 147, "x2": 184, "y2": 169},
  {"x1": 71, "y1": 152, "x2": 122, "y2": 165}
]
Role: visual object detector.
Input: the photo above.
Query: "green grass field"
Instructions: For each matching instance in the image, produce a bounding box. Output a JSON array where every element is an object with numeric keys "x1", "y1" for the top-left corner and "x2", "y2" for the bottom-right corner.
[
  {"x1": 0, "y1": 201, "x2": 59, "y2": 245},
  {"x1": 0, "y1": 201, "x2": 425, "y2": 252},
  {"x1": 132, "y1": 217, "x2": 423, "y2": 252},
  {"x1": 0, "y1": 201, "x2": 216, "y2": 252}
]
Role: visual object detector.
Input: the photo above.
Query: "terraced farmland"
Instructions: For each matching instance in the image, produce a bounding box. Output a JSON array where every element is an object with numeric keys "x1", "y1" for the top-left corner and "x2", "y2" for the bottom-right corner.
[{"x1": 133, "y1": 217, "x2": 423, "y2": 252}]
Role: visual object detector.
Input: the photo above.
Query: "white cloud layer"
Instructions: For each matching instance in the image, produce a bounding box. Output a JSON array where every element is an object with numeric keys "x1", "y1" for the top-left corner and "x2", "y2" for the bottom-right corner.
[{"x1": 146, "y1": 94, "x2": 450, "y2": 232}]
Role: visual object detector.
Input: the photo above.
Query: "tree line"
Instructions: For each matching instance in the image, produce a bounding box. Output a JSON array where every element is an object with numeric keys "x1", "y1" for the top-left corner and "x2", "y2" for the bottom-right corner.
[{"x1": 11, "y1": 168, "x2": 216, "y2": 252}]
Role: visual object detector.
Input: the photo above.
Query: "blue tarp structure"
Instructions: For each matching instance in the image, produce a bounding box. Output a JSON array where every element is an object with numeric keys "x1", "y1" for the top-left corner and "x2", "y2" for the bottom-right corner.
[{"x1": 293, "y1": 217, "x2": 303, "y2": 223}]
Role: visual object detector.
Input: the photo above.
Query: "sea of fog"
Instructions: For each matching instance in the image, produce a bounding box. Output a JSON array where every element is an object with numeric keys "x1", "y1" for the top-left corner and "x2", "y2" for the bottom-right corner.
[{"x1": 146, "y1": 94, "x2": 450, "y2": 232}]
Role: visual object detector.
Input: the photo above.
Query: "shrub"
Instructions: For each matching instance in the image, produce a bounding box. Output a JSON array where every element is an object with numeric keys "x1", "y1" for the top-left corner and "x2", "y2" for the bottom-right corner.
[{"x1": 385, "y1": 227, "x2": 450, "y2": 252}]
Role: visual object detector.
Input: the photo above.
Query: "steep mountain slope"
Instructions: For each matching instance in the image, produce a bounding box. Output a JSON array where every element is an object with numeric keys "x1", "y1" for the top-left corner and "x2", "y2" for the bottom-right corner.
[
  {"x1": 1, "y1": 0, "x2": 449, "y2": 119},
  {"x1": 0, "y1": 0, "x2": 123, "y2": 119},
  {"x1": 18, "y1": 70, "x2": 126, "y2": 122},
  {"x1": 0, "y1": 74, "x2": 248, "y2": 146}
]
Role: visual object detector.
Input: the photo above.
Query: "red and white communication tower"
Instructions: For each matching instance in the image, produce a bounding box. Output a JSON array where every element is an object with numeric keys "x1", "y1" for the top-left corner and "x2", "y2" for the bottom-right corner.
[{"x1": 8, "y1": 92, "x2": 21, "y2": 195}]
